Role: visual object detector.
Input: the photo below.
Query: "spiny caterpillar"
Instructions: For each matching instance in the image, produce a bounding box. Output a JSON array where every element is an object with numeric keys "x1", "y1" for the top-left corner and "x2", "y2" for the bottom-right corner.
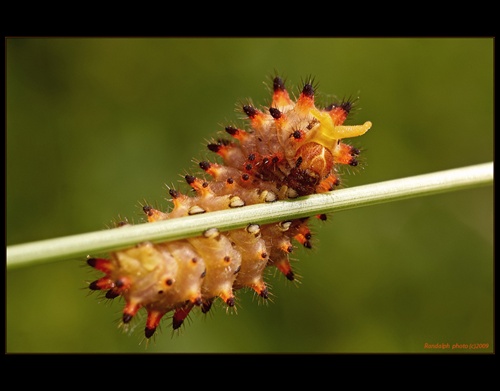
[{"x1": 87, "y1": 75, "x2": 372, "y2": 339}]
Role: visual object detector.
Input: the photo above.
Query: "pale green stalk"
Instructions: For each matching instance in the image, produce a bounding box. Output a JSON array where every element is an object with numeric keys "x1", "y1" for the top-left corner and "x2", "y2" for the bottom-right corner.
[{"x1": 6, "y1": 162, "x2": 493, "y2": 271}]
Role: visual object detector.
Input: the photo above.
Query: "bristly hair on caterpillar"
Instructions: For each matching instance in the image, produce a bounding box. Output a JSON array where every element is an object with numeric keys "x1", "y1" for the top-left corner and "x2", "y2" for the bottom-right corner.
[{"x1": 87, "y1": 74, "x2": 372, "y2": 340}]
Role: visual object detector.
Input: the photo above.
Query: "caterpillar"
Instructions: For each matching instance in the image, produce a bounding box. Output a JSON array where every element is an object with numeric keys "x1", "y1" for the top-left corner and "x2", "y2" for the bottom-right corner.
[{"x1": 87, "y1": 75, "x2": 372, "y2": 339}]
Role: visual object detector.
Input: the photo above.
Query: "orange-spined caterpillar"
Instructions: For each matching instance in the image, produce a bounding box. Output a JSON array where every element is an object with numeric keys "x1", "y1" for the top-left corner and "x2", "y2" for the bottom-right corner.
[{"x1": 87, "y1": 75, "x2": 372, "y2": 339}]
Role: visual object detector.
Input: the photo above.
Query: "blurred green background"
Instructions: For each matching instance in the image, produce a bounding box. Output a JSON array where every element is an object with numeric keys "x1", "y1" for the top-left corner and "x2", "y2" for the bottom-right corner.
[{"x1": 6, "y1": 38, "x2": 493, "y2": 353}]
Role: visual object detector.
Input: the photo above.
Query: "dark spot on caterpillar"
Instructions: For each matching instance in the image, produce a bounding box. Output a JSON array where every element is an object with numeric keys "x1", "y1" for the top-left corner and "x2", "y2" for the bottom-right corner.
[
  {"x1": 224, "y1": 256, "x2": 231, "y2": 263},
  {"x1": 269, "y1": 107, "x2": 281, "y2": 119},
  {"x1": 199, "y1": 161, "x2": 211, "y2": 171},
  {"x1": 245, "y1": 164, "x2": 253, "y2": 171},
  {"x1": 123, "y1": 313, "x2": 133, "y2": 324},
  {"x1": 341, "y1": 100, "x2": 353, "y2": 113},
  {"x1": 302, "y1": 83, "x2": 314, "y2": 97},
  {"x1": 325, "y1": 100, "x2": 353, "y2": 114},
  {"x1": 318, "y1": 214, "x2": 327, "y2": 221},
  {"x1": 87, "y1": 258, "x2": 97, "y2": 268},
  {"x1": 286, "y1": 166, "x2": 320, "y2": 196},
  {"x1": 306, "y1": 120, "x2": 318, "y2": 130},
  {"x1": 165, "y1": 278, "x2": 173, "y2": 286},
  {"x1": 173, "y1": 305, "x2": 195, "y2": 330},
  {"x1": 226, "y1": 297, "x2": 235, "y2": 307},
  {"x1": 202, "y1": 300, "x2": 213, "y2": 314},
  {"x1": 169, "y1": 188, "x2": 180, "y2": 198},
  {"x1": 296, "y1": 157, "x2": 303, "y2": 167},
  {"x1": 194, "y1": 297, "x2": 203, "y2": 306},
  {"x1": 145, "y1": 327, "x2": 156, "y2": 339},
  {"x1": 243, "y1": 105, "x2": 257, "y2": 118},
  {"x1": 349, "y1": 158, "x2": 358, "y2": 167},
  {"x1": 115, "y1": 279, "x2": 125, "y2": 288},
  {"x1": 185, "y1": 175, "x2": 196, "y2": 185},
  {"x1": 106, "y1": 289, "x2": 120, "y2": 299},
  {"x1": 273, "y1": 76, "x2": 285, "y2": 92},
  {"x1": 207, "y1": 143, "x2": 220, "y2": 153},
  {"x1": 234, "y1": 265, "x2": 241, "y2": 274},
  {"x1": 143, "y1": 205, "x2": 153, "y2": 216},
  {"x1": 242, "y1": 173, "x2": 249, "y2": 181},
  {"x1": 292, "y1": 130, "x2": 303, "y2": 139},
  {"x1": 225, "y1": 126, "x2": 238, "y2": 135},
  {"x1": 248, "y1": 154, "x2": 255, "y2": 161},
  {"x1": 227, "y1": 178, "x2": 234, "y2": 184}
]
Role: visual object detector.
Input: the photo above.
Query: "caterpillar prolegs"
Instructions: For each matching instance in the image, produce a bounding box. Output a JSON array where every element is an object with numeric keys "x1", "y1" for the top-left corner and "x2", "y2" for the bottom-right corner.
[{"x1": 87, "y1": 75, "x2": 372, "y2": 339}]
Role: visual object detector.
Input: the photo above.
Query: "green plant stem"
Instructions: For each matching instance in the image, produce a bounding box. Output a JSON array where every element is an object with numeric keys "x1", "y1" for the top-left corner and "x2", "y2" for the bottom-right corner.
[{"x1": 6, "y1": 162, "x2": 493, "y2": 271}]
